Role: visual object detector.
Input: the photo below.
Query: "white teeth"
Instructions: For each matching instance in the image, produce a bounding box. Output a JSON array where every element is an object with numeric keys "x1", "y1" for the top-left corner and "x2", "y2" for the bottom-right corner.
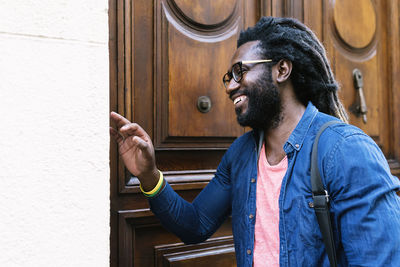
[{"x1": 234, "y1": 96, "x2": 245, "y2": 105}]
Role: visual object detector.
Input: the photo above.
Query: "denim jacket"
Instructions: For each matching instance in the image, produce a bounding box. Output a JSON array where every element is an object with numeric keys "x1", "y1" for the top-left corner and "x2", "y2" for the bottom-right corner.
[{"x1": 149, "y1": 103, "x2": 400, "y2": 266}]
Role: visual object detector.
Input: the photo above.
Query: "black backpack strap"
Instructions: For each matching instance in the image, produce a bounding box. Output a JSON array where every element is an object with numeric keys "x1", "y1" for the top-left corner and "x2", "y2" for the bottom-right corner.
[{"x1": 311, "y1": 121, "x2": 339, "y2": 267}]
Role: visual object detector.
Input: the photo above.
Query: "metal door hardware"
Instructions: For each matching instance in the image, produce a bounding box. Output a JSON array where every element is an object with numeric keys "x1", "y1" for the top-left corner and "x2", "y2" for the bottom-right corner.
[
  {"x1": 350, "y1": 69, "x2": 368, "y2": 123},
  {"x1": 197, "y1": 96, "x2": 212, "y2": 113}
]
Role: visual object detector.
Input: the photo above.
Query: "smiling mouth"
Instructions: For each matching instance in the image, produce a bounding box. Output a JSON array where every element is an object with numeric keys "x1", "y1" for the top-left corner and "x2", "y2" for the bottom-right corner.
[{"x1": 233, "y1": 95, "x2": 247, "y2": 105}]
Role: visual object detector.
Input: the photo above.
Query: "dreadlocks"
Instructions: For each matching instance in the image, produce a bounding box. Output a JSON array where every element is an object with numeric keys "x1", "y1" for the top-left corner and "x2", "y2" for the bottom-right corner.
[{"x1": 238, "y1": 17, "x2": 348, "y2": 122}]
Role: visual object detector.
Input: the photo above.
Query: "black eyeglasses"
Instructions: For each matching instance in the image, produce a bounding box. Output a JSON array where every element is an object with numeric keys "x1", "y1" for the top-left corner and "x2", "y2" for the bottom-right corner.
[{"x1": 222, "y1": 59, "x2": 272, "y2": 88}]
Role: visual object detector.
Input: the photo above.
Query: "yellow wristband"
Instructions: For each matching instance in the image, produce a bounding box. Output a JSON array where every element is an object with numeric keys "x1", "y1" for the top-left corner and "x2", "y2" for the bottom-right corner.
[{"x1": 140, "y1": 170, "x2": 164, "y2": 197}]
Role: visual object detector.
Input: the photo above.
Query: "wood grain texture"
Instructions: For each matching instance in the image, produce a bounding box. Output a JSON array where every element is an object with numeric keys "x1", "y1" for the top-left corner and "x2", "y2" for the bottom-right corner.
[
  {"x1": 109, "y1": 1, "x2": 400, "y2": 266},
  {"x1": 172, "y1": 0, "x2": 237, "y2": 26},
  {"x1": 155, "y1": 0, "x2": 244, "y2": 148},
  {"x1": 333, "y1": 0, "x2": 376, "y2": 49},
  {"x1": 118, "y1": 210, "x2": 234, "y2": 267},
  {"x1": 388, "y1": 0, "x2": 400, "y2": 174},
  {"x1": 322, "y1": 0, "x2": 388, "y2": 151},
  {"x1": 155, "y1": 236, "x2": 236, "y2": 267}
]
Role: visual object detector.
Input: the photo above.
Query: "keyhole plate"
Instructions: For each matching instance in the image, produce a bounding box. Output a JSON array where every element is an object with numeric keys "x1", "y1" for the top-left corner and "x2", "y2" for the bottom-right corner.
[{"x1": 197, "y1": 96, "x2": 212, "y2": 113}]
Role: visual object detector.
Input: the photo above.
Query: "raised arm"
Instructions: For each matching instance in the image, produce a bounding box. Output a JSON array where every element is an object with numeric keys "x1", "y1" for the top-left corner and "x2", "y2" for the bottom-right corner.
[
  {"x1": 110, "y1": 111, "x2": 159, "y2": 191},
  {"x1": 110, "y1": 112, "x2": 232, "y2": 243}
]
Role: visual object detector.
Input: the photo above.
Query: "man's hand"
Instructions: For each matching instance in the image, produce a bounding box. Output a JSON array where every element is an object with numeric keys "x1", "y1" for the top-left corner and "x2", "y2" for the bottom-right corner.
[{"x1": 110, "y1": 112, "x2": 159, "y2": 191}]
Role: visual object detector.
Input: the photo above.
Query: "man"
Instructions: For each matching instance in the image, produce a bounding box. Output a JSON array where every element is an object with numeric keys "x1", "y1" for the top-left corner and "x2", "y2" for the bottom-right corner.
[{"x1": 110, "y1": 17, "x2": 400, "y2": 266}]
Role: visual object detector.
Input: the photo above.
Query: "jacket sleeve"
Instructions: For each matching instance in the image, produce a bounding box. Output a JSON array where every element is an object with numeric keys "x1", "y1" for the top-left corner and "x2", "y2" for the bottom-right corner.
[
  {"x1": 324, "y1": 132, "x2": 400, "y2": 266},
  {"x1": 148, "y1": 151, "x2": 232, "y2": 244}
]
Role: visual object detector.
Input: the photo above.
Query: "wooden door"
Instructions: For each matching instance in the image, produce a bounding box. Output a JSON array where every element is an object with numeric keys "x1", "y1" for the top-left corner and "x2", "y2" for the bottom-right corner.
[
  {"x1": 110, "y1": 0, "x2": 264, "y2": 266},
  {"x1": 109, "y1": 1, "x2": 400, "y2": 266},
  {"x1": 302, "y1": 0, "x2": 400, "y2": 176}
]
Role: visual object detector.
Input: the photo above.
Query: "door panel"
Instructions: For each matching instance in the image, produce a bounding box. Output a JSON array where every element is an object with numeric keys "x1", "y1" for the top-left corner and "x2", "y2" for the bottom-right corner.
[
  {"x1": 327, "y1": 0, "x2": 383, "y2": 143},
  {"x1": 155, "y1": 0, "x2": 243, "y2": 149},
  {"x1": 118, "y1": 209, "x2": 234, "y2": 266},
  {"x1": 155, "y1": 236, "x2": 236, "y2": 267},
  {"x1": 303, "y1": 0, "x2": 400, "y2": 176}
]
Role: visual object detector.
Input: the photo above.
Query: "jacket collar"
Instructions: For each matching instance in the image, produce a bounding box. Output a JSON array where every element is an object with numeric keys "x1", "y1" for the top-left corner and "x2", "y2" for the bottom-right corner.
[
  {"x1": 284, "y1": 102, "x2": 318, "y2": 154},
  {"x1": 253, "y1": 102, "x2": 318, "y2": 158}
]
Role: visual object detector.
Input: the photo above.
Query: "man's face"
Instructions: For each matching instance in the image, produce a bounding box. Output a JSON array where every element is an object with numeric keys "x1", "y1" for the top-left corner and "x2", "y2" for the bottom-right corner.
[{"x1": 225, "y1": 41, "x2": 282, "y2": 130}]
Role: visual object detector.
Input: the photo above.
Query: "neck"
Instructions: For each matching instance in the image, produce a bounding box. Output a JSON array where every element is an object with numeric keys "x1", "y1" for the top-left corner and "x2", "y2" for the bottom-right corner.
[{"x1": 264, "y1": 89, "x2": 306, "y2": 165}]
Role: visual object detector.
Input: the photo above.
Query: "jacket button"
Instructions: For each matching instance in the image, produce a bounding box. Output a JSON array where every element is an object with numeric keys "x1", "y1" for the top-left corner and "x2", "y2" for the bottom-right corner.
[
  {"x1": 249, "y1": 214, "x2": 254, "y2": 219},
  {"x1": 247, "y1": 249, "x2": 252, "y2": 255},
  {"x1": 295, "y1": 144, "x2": 300, "y2": 148},
  {"x1": 251, "y1": 178, "x2": 256, "y2": 183}
]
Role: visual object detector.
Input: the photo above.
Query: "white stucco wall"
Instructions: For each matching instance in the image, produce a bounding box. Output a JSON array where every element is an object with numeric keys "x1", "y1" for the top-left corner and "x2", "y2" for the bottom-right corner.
[{"x1": 0, "y1": 1, "x2": 109, "y2": 266}]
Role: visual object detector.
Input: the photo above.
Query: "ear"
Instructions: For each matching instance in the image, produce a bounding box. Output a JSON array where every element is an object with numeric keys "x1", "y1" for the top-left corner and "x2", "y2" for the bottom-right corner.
[{"x1": 275, "y1": 59, "x2": 292, "y2": 83}]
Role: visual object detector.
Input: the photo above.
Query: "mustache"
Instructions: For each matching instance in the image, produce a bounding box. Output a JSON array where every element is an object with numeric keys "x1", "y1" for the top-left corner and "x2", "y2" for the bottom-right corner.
[{"x1": 229, "y1": 88, "x2": 248, "y2": 100}]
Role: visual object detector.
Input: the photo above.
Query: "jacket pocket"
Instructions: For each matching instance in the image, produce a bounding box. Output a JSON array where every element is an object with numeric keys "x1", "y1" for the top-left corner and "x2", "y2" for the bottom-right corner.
[
  {"x1": 296, "y1": 196, "x2": 328, "y2": 266},
  {"x1": 298, "y1": 195, "x2": 324, "y2": 246}
]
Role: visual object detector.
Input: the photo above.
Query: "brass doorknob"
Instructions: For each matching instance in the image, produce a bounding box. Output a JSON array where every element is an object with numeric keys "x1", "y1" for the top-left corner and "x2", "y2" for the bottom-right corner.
[{"x1": 197, "y1": 96, "x2": 212, "y2": 113}]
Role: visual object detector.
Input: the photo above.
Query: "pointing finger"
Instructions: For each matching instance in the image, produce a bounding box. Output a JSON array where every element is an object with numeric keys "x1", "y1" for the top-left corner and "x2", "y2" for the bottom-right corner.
[
  {"x1": 119, "y1": 135, "x2": 150, "y2": 156},
  {"x1": 110, "y1": 111, "x2": 131, "y2": 129},
  {"x1": 120, "y1": 123, "x2": 150, "y2": 141}
]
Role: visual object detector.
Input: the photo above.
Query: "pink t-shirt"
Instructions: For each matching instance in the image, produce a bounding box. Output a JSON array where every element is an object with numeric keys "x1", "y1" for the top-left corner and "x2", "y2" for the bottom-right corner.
[{"x1": 253, "y1": 143, "x2": 288, "y2": 267}]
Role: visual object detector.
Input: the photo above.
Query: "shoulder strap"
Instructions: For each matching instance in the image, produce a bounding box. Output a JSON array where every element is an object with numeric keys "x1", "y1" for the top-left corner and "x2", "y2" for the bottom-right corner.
[{"x1": 311, "y1": 120, "x2": 339, "y2": 267}]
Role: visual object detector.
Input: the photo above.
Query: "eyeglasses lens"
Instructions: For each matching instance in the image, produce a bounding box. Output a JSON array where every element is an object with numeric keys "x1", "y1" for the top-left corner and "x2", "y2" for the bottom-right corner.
[
  {"x1": 223, "y1": 73, "x2": 231, "y2": 87},
  {"x1": 232, "y1": 63, "x2": 242, "y2": 82},
  {"x1": 223, "y1": 62, "x2": 243, "y2": 88}
]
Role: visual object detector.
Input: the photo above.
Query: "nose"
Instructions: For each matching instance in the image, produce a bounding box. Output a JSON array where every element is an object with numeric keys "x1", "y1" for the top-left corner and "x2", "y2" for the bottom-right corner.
[{"x1": 225, "y1": 78, "x2": 240, "y2": 96}]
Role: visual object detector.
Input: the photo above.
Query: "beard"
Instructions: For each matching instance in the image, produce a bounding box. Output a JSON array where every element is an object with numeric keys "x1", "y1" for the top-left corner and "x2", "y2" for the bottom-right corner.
[{"x1": 234, "y1": 72, "x2": 282, "y2": 130}]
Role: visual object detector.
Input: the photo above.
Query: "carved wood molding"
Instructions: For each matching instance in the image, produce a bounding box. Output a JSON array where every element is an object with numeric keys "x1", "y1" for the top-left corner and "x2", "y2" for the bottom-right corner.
[
  {"x1": 155, "y1": 236, "x2": 235, "y2": 266},
  {"x1": 388, "y1": 0, "x2": 400, "y2": 165},
  {"x1": 123, "y1": 169, "x2": 215, "y2": 194},
  {"x1": 326, "y1": 0, "x2": 378, "y2": 58},
  {"x1": 118, "y1": 209, "x2": 160, "y2": 267},
  {"x1": 388, "y1": 159, "x2": 400, "y2": 177},
  {"x1": 154, "y1": 0, "x2": 244, "y2": 149},
  {"x1": 118, "y1": 209, "x2": 235, "y2": 266},
  {"x1": 164, "y1": 0, "x2": 240, "y2": 33}
]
